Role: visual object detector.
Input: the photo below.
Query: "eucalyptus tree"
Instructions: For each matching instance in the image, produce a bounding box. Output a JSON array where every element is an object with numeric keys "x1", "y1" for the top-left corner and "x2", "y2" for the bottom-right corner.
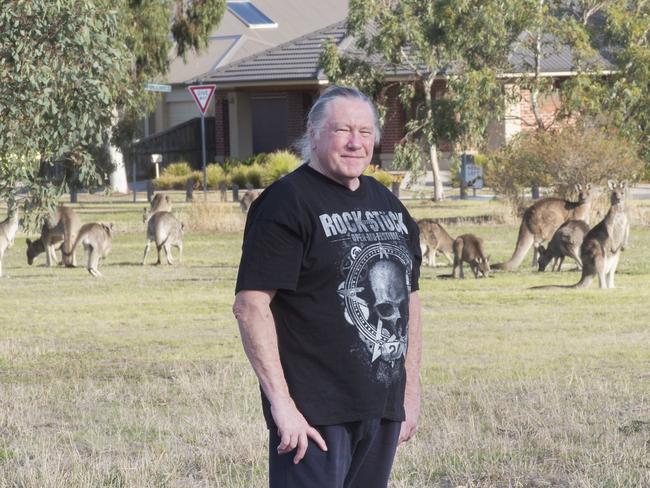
[
  {"x1": 0, "y1": 0, "x2": 225, "y2": 224},
  {"x1": 321, "y1": 0, "x2": 528, "y2": 200}
]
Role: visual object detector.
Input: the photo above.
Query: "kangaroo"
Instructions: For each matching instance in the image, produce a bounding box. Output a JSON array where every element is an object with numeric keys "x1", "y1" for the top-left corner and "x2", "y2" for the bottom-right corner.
[
  {"x1": 25, "y1": 205, "x2": 81, "y2": 267},
  {"x1": 453, "y1": 234, "x2": 491, "y2": 279},
  {"x1": 0, "y1": 204, "x2": 20, "y2": 277},
  {"x1": 493, "y1": 183, "x2": 592, "y2": 270},
  {"x1": 417, "y1": 218, "x2": 454, "y2": 267},
  {"x1": 533, "y1": 181, "x2": 629, "y2": 289},
  {"x1": 143, "y1": 193, "x2": 173, "y2": 223},
  {"x1": 63, "y1": 223, "x2": 114, "y2": 277},
  {"x1": 538, "y1": 220, "x2": 590, "y2": 272},
  {"x1": 142, "y1": 211, "x2": 184, "y2": 265},
  {"x1": 239, "y1": 189, "x2": 260, "y2": 214}
]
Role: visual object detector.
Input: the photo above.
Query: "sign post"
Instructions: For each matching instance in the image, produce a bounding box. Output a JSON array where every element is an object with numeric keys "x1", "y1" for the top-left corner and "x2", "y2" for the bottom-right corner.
[{"x1": 188, "y1": 84, "x2": 216, "y2": 201}]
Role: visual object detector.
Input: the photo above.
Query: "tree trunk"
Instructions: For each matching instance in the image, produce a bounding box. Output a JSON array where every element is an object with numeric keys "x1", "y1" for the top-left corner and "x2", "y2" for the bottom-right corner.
[
  {"x1": 107, "y1": 108, "x2": 128, "y2": 193},
  {"x1": 423, "y1": 75, "x2": 444, "y2": 201},
  {"x1": 429, "y1": 143, "x2": 444, "y2": 201},
  {"x1": 108, "y1": 145, "x2": 128, "y2": 193}
]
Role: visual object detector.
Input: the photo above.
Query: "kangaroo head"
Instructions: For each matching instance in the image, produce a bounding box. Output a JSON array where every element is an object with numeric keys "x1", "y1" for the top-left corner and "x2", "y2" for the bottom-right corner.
[
  {"x1": 575, "y1": 183, "x2": 592, "y2": 203},
  {"x1": 537, "y1": 245, "x2": 552, "y2": 272},
  {"x1": 103, "y1": 223, "x2": 115, "y2": 236},
  {"x1": 608, "y1": 180, "x2": 627, "y2": 205},
  {"x1": 476, "y1": 255, "x2": 491, "y2": 277},
  {"x1": 25, "y1": 238, "x2": 42, "y2": 265}
]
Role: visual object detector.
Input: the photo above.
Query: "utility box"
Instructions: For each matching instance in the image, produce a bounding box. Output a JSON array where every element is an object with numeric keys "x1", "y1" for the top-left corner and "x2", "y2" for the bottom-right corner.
[{"x1": 459, "y1": 154, "x2": 484, "y2": 199}]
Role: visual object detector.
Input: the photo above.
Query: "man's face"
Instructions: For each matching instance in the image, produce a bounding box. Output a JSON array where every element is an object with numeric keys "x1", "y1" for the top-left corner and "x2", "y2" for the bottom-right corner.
[{"x1": 310, "y1": 97, "x2": 376, "y2": 186}]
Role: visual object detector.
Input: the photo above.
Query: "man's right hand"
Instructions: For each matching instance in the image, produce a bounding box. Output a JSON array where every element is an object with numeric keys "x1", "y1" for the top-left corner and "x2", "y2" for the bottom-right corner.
[{"x1": 271, "y1": 398, "x2": 328, "y2": 464}]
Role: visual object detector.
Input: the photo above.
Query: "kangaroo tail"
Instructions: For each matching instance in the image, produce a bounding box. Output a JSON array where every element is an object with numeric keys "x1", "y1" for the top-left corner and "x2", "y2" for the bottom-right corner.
[
  {"x1": 61, "y1": 229, "x2": 86, "y2": 258},
  {"x1": 492, "y1": 219, "x2": 534, "y2": 271},
  {"x1": 63, "y1": 220, "x2": 76, "y2": 267}
]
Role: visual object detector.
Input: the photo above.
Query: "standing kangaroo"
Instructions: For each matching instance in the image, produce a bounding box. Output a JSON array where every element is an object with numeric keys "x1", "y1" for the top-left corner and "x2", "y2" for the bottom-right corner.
[
  {"x1": 453, "y1": 234, "x2": 491, "y2": 279},
  {"x1": 63, "y1": 222, "x2": 114, "y2": 277},
  {"x1": 142, "y1": 211, "x2": 184, "y2": 265},
  {"x1": 493, "y1": 184, "x2": 592, "y2": 270},
  {"x1": 417, "y1": 219, "x2": 454, "y2": 267},
  {"x1": 0, "y1": 204, "x2": 19, "y2": 277},
  {"x1": 25, "y1": 205, "x2": 81, "y2": 267},
  {"x1": 538, "y1": 220, "x2": 590, "y2": 272},
  {"x1": 143, "y1": 194, "x2": 172, "y2": 224},
  {"x1": 533, "y1": 181, "x2": 629, "y2": 289},
  {"x1": 239, "y1": 189, "x2": 260, "y2": 214}
]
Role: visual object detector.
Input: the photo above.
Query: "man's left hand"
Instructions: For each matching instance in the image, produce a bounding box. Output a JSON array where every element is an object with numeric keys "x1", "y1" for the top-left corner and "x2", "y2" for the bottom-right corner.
[{"x1": 398, "y1": 390, "x2": 420, "y2": 444}]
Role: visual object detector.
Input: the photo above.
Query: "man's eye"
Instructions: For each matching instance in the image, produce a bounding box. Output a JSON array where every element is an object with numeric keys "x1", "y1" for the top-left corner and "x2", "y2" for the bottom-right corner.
[
  {"x1": 336, "y1": 128, "x2": 350, "y2": 133},
  {"x1": 361, "y1": 131, "x2": 373, "y2": 136}
]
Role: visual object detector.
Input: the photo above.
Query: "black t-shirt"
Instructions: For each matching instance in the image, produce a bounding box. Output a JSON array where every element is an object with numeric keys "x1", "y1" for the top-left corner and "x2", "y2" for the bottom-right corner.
[{"x1": 236, "y1": 164, "x2": 421, "y2": 427}]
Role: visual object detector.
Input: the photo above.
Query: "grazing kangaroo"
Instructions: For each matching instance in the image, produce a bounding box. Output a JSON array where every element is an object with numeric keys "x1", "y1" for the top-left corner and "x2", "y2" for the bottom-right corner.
[
  {"x1": 417, "y1": 218, "x2": 454, "y2": 267},
  {"x1": 453, "y1": 234, "x2": 491, "y2": 279},
  {"x1": 143, "y1": 193, "x2": 173, "y2": 223},
  {"x1": 0, "y1": 204, "x2": 19, "y2": 277},
  {"x1": 533, "y1": 181, "x2": 629, "y2": 289},
  {"x1": 25, "y1": 206, "x2": 81, "y2": 267},
  {"x1": 142, "y1": 211, "x2": 184, "y2": 265},
  {"x1": 538, "y1": 220, "x2": 590, "y2": 272},
  {"x1": 239, "y1": 189, "x2": 259, "y2": 214},
  {"x1": 493, "y1": 183, "x2": 592, "y2": 270},
  {"x1": 63, "y1": 223, "x2": 114, "y2": 277}
]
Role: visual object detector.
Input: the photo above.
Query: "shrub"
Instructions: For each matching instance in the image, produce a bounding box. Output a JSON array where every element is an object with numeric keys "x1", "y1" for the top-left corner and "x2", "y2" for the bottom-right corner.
[
  {"x1": 206, "y1": 164, "x2": 229, "y2": 189},
  {"x1": 484, "y1": 126, "x2": 644, "y2": 213},
  {"x1": 229, "y1": 166, "x2": 248, "y2": 188},
  {"x1": 245, "y1": 163, "x2": 264, "y2": 188},
  {"x1": 363, "y1": 165, "x2": 394, "y2": 187},
  {"x1": 262, "y1": 150, "x2": 301, "y2": 186},
  {"x1": 161, "y1": 161, "x2": 193, "y2": 177}
]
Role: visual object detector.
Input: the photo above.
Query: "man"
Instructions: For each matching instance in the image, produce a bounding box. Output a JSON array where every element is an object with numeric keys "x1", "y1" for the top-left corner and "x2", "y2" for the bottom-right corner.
[{"x1": 233, "y1": 86, "x2": 422, "y2": 487}]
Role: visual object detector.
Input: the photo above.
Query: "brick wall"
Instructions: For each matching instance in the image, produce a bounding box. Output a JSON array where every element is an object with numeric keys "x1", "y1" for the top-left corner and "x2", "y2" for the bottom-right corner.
[
  {"x1": 520, "y1": 89, "x2": 563, "y2": 131},
  {"x1": 214, "y1": 93, "x2": 229, "y2": 160}
]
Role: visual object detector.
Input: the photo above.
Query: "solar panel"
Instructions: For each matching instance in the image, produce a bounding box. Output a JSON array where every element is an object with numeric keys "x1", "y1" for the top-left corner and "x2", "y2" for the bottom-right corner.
[{"x1": 227, "y1": 2, "x2": 277, "y2": 28}]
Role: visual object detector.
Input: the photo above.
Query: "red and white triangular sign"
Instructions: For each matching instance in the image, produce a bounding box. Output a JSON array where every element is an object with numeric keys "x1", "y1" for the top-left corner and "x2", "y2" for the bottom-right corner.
[{"x1": 188, "y1": 84, "x2": 216, "y2": 115}]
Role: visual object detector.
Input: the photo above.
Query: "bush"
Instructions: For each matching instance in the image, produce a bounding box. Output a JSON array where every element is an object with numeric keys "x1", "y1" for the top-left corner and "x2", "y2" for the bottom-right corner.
[
  {"x1": 363, "y1": 165, "x2": 394, "y2": 187},
  {"x1": 262, "y1": 150, "x2": 301, "y2": 186},
  {"x1": 161, "y1": 162, "x2": 193, "y2": 177},
  {"x1": 206, "y1": 164, "x2": 229, "y2": 189},
  {"x1": 229, "y1": 166, "x2": 248, "y2": 188},
  {"x1": 484, "y1": 126, "x2": 644, "y2": 212},
  {"x1": 245, "y1": 163, "x2": 264, "y2": 188}
]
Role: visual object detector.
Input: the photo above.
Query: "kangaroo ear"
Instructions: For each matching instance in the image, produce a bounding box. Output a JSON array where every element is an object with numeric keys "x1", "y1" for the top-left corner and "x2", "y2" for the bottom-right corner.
[
  {"x1": 575, "y1": 183, "x2": 582, "y2": 191},
  {"x1": 486, "y1": 255, "x2": 491, "y2": 262},
  {"x1": 26, "y1": 238, "x2": 31, "y2": 246},
  {"x1": 586, "y1": 183, "x2": 592, "y2": 190},
  {"x1": 620, "y1": 180, "x2": 628, "y2": 189},
  {"x1": 181, "y1": 223, "x2": 185, "y2": 231},
  {"x1": 538, "y1": 245, "x2": 545, "y2": 253},
  {"x1": 607, "y1": 180, "x2": 615, "y2": 190}
]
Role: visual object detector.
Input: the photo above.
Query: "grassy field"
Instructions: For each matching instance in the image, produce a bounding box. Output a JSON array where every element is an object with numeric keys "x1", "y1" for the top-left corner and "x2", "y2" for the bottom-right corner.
[{"x1": 1, "y1": 194, "x2": 649, "y2": 487}]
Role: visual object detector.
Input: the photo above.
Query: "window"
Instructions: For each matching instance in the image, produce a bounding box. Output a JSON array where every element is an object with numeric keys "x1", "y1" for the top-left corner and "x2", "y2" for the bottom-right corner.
[{"x1": 227, "y1": 2, "x2": 278, "y2": 29}]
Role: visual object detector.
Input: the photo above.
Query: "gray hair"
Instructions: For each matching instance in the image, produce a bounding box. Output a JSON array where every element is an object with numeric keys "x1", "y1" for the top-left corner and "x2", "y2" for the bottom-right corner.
[{"x1": 297, "y1": 85, "x2": 381, "y2": 161}]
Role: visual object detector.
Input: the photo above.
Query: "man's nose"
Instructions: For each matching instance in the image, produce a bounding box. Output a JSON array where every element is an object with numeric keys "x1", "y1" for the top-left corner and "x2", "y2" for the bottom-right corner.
[{"x1": 346, "y1": 132, "x2": 363, "y2": 149}]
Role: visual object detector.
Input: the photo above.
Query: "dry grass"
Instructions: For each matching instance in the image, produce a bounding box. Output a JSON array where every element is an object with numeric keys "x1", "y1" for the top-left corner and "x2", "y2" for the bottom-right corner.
[
  {"x1": 1, "y1": 196, "x2": 649, "y2": 487},
  {"x1": 186, "y1": 202, "x2": 246, "y2": 233}
]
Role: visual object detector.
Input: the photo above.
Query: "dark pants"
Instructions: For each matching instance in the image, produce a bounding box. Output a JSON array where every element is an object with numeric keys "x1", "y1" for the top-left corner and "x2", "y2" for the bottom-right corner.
[{"x1": 268, "y1": 418, "x2": 401, "y2": 488}]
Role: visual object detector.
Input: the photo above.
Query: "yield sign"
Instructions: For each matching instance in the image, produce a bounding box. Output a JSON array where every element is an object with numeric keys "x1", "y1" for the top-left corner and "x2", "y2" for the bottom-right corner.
[{"x1": 188, "y1": 84, "x2": 216, "y2": 115}]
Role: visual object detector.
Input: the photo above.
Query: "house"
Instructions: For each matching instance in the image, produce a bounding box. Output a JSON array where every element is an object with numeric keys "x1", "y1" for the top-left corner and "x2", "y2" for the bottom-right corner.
[
  {"x1": 136, "y1": 2, "x2": 614, "y2": 172},
  {"x1": 144, "y1": 0, "x2": 348, "y2": 137}
]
